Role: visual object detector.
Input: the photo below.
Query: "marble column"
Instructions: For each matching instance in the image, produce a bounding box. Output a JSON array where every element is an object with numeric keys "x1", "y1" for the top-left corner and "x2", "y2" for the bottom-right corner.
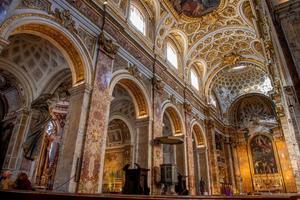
[
  {"x1": 53, "y1": 83, "x2": 92, "y2": 192},
  {"x1": 3, "y1": 107, "x2": 30, "y2": 176},
  {"x1": 151, "y1": 78, "x2": 164, "y2": 195},
  {"x1": 78, "y1": 33, "x2": 118, "y2": 193},
  {"x1": 185, "y1": 112, "x2": 196, "y2": 195},
  {"x1": 204, "y1": 119, "x2": 219, "y2": 194}
]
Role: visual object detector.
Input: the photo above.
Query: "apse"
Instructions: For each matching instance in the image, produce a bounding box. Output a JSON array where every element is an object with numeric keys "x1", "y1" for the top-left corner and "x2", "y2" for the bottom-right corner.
[{"x1": 211, "y1": 63, "x2": 273, "y2": 113}]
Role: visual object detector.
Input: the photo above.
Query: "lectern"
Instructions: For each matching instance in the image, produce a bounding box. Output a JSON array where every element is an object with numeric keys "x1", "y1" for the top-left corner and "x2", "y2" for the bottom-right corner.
[{"x1": 122, "y1": 163, "x2": 150, "y2": 195}]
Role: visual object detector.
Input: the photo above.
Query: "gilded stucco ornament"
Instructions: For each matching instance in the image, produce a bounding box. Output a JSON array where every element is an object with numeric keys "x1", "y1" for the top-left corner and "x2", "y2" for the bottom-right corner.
[
  {"x1": 184, "y1": 101, "x2": 192, "y2": 113},
  {"x1": 223, "y1": 52, "x2": 241, "y2": 66},
  {"x1": 126, "y1": 64, "x2": 140, "y2": 78},
  {"x1": 153, "y1": 77, "x2": 164, "y2": 94},
  {"x1": 98, "y1": 32, "x2": 119, "y2": 58},
  {"x1": 275, "y1": 104, "x2": 285, "y2": 117},
  {"x1": 271, "y1": 80, "x2": 285, "y2": 117},
  {"x1": 169, "y1": 94, "x2": 177, "y2": 105},
  {"x1": 53, "y1": 8, "x2": 78, "y2": 34}
]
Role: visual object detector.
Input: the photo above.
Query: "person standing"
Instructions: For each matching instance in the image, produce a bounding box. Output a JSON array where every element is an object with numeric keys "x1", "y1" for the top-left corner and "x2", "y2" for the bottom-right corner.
[
  {"x1": 199, "y1": 177, "x2": 206, "y2": 195},
  {"x1": 0, "y1": 170, "x2": 15, "y2": 189},
  {"x1": 15, "y1": 172, "x2": 33, "y2": 190}
]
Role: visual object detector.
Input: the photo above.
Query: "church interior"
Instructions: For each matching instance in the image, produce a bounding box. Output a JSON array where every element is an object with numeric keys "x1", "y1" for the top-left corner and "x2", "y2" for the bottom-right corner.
[{"x1": 0, "y1": 0, "x2": 300, "y2": 199}]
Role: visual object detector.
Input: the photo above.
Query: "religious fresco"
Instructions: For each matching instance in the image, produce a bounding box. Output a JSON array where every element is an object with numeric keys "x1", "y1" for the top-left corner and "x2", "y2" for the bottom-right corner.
[
  {"x1": 250, "y1": 135, "x2": 278, "y2": 174},
  {"x1": 102, "y1": 119, "x2": 131, "y2": 193},
  {"x1": 169, "y1": 0, "x2": 220, "y2": 17}
]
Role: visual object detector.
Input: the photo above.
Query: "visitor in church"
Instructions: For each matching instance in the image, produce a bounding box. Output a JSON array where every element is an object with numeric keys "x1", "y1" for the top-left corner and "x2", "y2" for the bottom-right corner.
[
  {"x1": 0, "y1": 170, "x2": 15, "y2": 189},
  {"x1": 14, "y1": 172, "x2": 33, "y2": 190},
  {"x1": 199, "y1": 177, "x2": 205, "y2": 195}
]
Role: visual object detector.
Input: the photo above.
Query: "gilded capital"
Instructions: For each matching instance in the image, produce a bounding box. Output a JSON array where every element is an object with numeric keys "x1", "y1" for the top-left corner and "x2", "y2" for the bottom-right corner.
[
  {"x1": 183, "y1": 101, "x2": 192, "y2": 113},
  {"x1": 98, "y1": 32, "x2": 119, "y2": 58},
  {"x1": 153, "y1": 77, "x2": 164, "y2": 94}
]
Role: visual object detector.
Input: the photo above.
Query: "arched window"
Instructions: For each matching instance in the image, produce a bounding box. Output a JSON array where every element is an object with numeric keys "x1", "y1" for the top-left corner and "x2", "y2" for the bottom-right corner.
[
  {"x1": 166, "y1": 43, "x2": 178, "y2": 68},
  {"x1": 190, "y1": 69, "x2": 199, "y2": 90},
  {"x1": 129, "y1": 4, "x2": 146, "y2": 35}
]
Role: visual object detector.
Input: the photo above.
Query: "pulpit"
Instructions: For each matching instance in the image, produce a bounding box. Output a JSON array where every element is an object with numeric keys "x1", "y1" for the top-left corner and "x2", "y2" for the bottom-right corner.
[
  {"x1": 160, "y1": 164, "x2": 178, "y2": 194},
  {"x1": 122, "y1": 163, "x2": 150, "y2": 195}
]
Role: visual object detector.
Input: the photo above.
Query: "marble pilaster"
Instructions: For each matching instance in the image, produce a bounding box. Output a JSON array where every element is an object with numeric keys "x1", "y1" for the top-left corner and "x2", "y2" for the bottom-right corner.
[
  {"x1": 53, "y1": 83, "x2": 92, "y2": 192},
  {"x1": 78, "y1": 33, "x2": 118, "y2": 193},
  {"x1": 185, "y1": 114, "x2": 196, "y2": 195},
  {"x1": 204, "y1": 119, "x2": 219, "y2": 194},
  {"x1": 151, "y1": 80, "x2": 164, "y2": 195}
]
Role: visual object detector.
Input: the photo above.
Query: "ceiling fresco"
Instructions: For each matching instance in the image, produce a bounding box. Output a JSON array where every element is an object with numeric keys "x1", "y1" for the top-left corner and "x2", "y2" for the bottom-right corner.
[{"x1": 169, "y1": 0, "x2": 220, "y2": 17}]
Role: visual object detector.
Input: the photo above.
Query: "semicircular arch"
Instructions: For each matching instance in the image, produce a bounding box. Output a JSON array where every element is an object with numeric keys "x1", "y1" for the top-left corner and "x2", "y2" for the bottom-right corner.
[{"x1": 0, "y1": 14, "x2": 93, "y2": 86}]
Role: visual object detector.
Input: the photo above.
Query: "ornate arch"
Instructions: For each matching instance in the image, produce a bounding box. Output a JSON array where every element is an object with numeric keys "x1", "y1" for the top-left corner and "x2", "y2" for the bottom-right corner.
[
  {"x1": 109, "y1": 72, "x2": 150, "y2": 119},
  {"x1": 0, "y1": 59, "x2": 33, "y2": 106},
  {"x1": 227, "y1": 93, "x2": 276, "y2": 125},
  {"x1": 0, "y1": 13, "x2": 92, "y2": 86},
  {"x1": 109, "y1": 115, "x2": 135, "y2": 146},
  {"x1": 162, "y1": 102, "x2": 184, "y2": 135},
  {"x1": 191, "y1": 121, "x2": 206, "y2": 148}
]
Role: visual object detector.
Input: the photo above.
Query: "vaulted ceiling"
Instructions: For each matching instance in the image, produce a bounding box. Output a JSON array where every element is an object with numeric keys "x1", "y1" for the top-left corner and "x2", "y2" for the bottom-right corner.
[{"x1": 157, "y1": 0, "x2": 272, "y2": 110}]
